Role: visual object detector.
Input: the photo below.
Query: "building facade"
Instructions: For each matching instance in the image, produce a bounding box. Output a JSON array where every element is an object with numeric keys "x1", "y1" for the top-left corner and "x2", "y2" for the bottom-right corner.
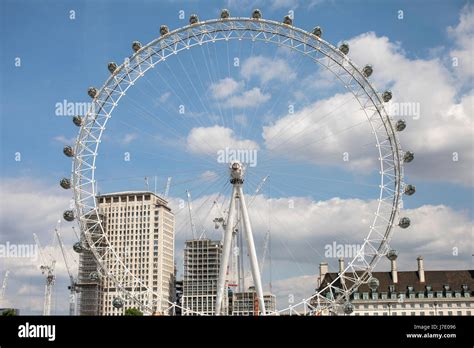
[
  {"x1": 182, "y1": 239, "x2": 226, "y2": 315},
  {"x1": 314, "y1": 256, "x2": 473, "y2": 316},
  {"x1": 232, "y1": 288, "x2": 276, "y2": 315},
  {"x1": 77, "y1": 212, "x2": 103, "y2": 316},
  {"x1": 94, "y1": 191, "x2": 175, "y2": 315}
]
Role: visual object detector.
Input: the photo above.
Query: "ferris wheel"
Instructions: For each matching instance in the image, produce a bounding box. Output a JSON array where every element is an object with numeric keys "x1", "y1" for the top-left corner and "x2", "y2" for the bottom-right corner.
[{"x1": 60, "y1": 9, "x2": 415, "y2": 316}]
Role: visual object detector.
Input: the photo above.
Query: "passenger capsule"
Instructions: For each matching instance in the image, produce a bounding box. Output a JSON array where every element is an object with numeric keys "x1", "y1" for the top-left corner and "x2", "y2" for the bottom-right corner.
[
  {"x1": 403, "y1": 151, "x2": 414, "y2": 163},
  {"x1": 343, "y1": 301, "x2": 354, "y2": 315},
  {"x1": 132, "y1": 41, "x2": 142, "y2": 52},
  {"x1": 368, "y1": 277, "x2": 379, "y2": 291},
  {"x1": 398, "y1": 217, "x2": 411, "y2": 228},
  {"x1": 63, "y1": 210, "x2": 75, "y2": 222},
  {"x1": 220, "y1": 9, "x2": 230, "y2": 19},
  {"x1": 395, "y1": 119, "x2": 406, "y2": 131},
  {"x1": 72, "y1": 116, "x2": 83, "y2": 127},
  {"x1": 108, "y1": 62, "x2": 118, "y2": 74},
  {"x1": 60, "y1": 178, "x2": 71, "y2": 189},
  {"x1": 189, "y1": 14, "x2": 199, "y2": 25},
  {"x1": 87, "y1": 87, "x2": 97, "y2": 99},
  {"x1": 112, "y1": 297, "x2": 124, "y2": 309},
  {"x1": 73, "y1": 242, "x2": 84, "y2": 253},
  {"x1": 63, "y1": 145, "x2": 74, "y2": 157},
  {"x1": 283, "y1": 15, "x2": 292, "y2": 25},
  {"x1": 362, "y1": 65, "x2": 373, "y2": 78},
  {"x1": 89, "y1": 271, "x2": 100, "y2": 281},
  {"x1": 404, "y1": 184, "x2": 416, "y2": 196},
  {"x1": 312, "y1": 26, "x2": 322, "y2": 37},
  {"x1": 339, "y1": 42, "x2": 350, "y2": 55},
  {"x1": 160, "y1": 25, "x2": 169, "y2": 36},
  {"x1": 386, "y1": 249, "x2": 398, "y2": 261},
  {"x1": 252, "y1": 9, "x2": 262, "y2": 19},
  {"x1": 382, "y1": 90, "x2": 392, "y2": 102}
]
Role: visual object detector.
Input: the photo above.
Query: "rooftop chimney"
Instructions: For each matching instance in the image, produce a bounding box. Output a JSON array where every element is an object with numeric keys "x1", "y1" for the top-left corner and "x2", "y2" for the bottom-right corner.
[
  {"x1": 386, "y1": 250, "x2": 398, "y2": 284},
  {"x1": 318, "y1": 262, "x2": 328, "y2": 287},
  {"x1": 417, "y1": 256, "x2": 425, "y2": 283},
  {"x1": 338, "y1": 258, "x2": 345, "y2": 285}
]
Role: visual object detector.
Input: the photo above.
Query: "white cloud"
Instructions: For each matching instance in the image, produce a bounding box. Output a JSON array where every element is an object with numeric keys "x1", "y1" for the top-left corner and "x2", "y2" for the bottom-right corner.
[
  {"x1": 234, "y1": 114, "x2": 248, "y2": 127},
  {"x1": 53, "y1": 135, "x2": 76, "y2": 145},
  {"x1": 448, "y1": 4, "x2": 474, "y2": 82},
  {"x1": 263, "y1": 92, "x2": 376, "y2": 173},
  {"x1": 122, "y1": 133, "x2": 137, "y2": 145},
  {"x1": 226, "y1": 87, "x2": 271, "y2": 108},
  {"x1": 210, "y1": 78, "x2": 244, "y2": 99},
  {"x1": 186, "y1": 125, "x2": 259, "y2": 156},
  {"x1": 208, "y1": 77, "x2": 270, "y2": 109},
  {"x1": 159, "y1": 91, "x2": 171, "y2": 103},
  {"x1": 264, "y1": 24, "x2": 474, "y2": 185},
  {"x1": 0, "y1": 177, "x2": 78, "y2": 314},
  {"x1": 169, "y1": 191, "x2": 472, "y2": 306},
  {"x1": 241, "y1": 55, "x2": 297, "y2": 84},
  {"x1": 347, "y1": 32, "x2": 473, "y2": 186},
  {"x1": 199, "y1": 170, "x2": 219, "y2": 182}
]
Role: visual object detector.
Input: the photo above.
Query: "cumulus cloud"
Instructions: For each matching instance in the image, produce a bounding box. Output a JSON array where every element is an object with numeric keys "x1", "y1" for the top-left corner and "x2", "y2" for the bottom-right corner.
[
  {"x1": 53, "y1": 135, "x2": 76, "y2": 145},
  {"x1": 264, "y1": 17, "x2": 474, "y2": 185},
  {"x1": 347, "y1": 32, "x2": 473, "y2": 186},
  {"x1": 225, "y1": 87, "x2": 271, "y2": 109},
  {"x1": 169, "y1": 192, "x2": 472, "y2": 306},
  {"x1": 210, "y1": 78, "x2": 244, "y2": 99},
  {"x1": 262, "y1": 93, "x2": 377, "y2": 173},
  {"x1": 241, "y1": 56, "x2": 297, "y2": 84},
  {"x1": 121, "y1": 133, "x2": 137, "y2": 145},
  {"x1": 448, "y1": 4, "x2": 474, "y2": 82},
  {"x1": 186, "y1": 125, "x2": 260, "y2": 156},
  {"x1": 208, "y1": 77, "x2": 270, "y2": 109},
  {"x1": 0, "y1": 177, "x2": 78, "y2": 314}
]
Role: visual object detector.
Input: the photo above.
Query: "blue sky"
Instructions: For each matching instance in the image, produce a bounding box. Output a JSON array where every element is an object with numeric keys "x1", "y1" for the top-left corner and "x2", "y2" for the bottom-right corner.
[{"x1": 0, "y1": 0, "x2": 472, "y2": 314}]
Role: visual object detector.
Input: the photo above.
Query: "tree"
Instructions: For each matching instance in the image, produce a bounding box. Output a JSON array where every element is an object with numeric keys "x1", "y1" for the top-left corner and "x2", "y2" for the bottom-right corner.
[
  {"x1": 124, "y1": 307, "x2": 143, "y2": 316},
  {"x1": 2, "y1": 309, "x2": 17, "y2": 316}
]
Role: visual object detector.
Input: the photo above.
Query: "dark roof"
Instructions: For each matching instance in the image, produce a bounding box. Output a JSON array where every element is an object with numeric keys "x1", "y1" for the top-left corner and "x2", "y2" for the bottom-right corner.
[{"x1": 318, "y1": 270, "x2": 474, "y2": 293}]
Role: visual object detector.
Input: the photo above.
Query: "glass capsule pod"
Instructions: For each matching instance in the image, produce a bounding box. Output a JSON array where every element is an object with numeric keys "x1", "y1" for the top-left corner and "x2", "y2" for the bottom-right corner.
[
  {"x1": 252, "y1": 9, "x2": 262, "y2": 19},
  {"x1": 382, "y1": 90, "x2": 392, "y2": 102},
  {"x1": 339, "y1": 42, "x2": 350, "y2": 55},
  {"x1": 362, "y1": 65, "x2": 373, "y2": 78},
  {"x1": 159, "y1": 25, "x2": 169, "y2": 36},
  {"x1": 399, "y1": 217, "x2": 411, "y2": 228},
  {"x1": 63, "y1": 210, "x2": 75, "y2": 222},
  {"x1": 312, "y1": 26, "x2": 322, "y2": 37},
  {"x1": 132, "y1": 41, "x2": 142, "y2": 52},
  {"x1": 220, "y1": 9, "x2": 230, "y2": 19},
  {"x1": 108, "y1": 62, "x2": 117, "y2": 74},
  {"x1": 60, "y1": 178, "x2": 71, "y2": 189}
]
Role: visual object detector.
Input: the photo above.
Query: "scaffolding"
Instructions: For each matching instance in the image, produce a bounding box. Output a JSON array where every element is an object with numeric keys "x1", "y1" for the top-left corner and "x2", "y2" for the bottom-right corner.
[
  {"x1": 77, "y1": 213, "x2": 103, "y2": 316},
  {"x1": 182, "y1": 239, "x2": 227, "y2": 315}
]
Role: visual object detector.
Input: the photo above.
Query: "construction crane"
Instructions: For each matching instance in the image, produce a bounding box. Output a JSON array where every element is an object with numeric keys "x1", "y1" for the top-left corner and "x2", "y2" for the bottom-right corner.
[
  {"x1": 164, "y1": 177, "x2": 172, "y2": 199},
  {"x1": 55, "y1": 220, "x2": 78, "y2": 315},
  {"x1": 1, "y1": 270, "x2": 9, "y2": 304},
  {"x1": 33, "y1": 232, "x2": 56, "y2": 316},
  {"x1": 186, "y1": 190, "x2": 197, "y2": 239}
]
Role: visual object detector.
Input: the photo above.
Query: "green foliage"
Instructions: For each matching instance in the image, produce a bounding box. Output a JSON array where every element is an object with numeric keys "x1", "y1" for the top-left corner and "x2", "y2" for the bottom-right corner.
[{"x1": 124, "y1": 307, "x2": 143, "y2": 316}]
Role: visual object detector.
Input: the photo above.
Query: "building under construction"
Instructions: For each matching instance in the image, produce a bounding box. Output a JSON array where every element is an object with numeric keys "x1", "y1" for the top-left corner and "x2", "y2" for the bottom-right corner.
[
  {"x1": 76, "y1": 213, "x2": 103, "y2": 316},
  {"x1": 182, "y1": 239, "x2": 228, "y2": 315},
  {"x1": 232, "y1": 287, "x2": 276, "y2": 315}
]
